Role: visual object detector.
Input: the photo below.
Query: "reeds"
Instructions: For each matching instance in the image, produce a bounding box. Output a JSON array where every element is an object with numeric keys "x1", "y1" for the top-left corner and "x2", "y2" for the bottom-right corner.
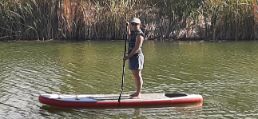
[
  {"x1": 202, "y1": 0, "x2": 256, "y2": 40},
  {"x1": 0, "y1": 0, "x2": 60, "y2": 40},
  {"x1": 0, "y1": 0, "x2": 257, "y2": 40}
]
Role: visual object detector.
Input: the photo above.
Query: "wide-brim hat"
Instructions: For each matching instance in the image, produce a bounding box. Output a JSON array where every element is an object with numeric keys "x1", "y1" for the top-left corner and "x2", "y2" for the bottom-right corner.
[{"x1": 130, "y1": 18, "x2": 141, "y2": 24}]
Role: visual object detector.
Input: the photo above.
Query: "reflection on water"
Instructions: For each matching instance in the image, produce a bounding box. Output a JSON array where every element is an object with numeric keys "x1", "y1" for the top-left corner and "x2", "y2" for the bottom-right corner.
[
  {"x1": 0, "y1": 41, "x2": 258, "y2": 118},
  {"x1": 39, "y1": 103, "x2": 203, "y2": 119}
]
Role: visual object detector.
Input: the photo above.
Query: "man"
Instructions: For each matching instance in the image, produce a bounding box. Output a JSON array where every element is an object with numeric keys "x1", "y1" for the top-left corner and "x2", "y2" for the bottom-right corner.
[{"x1": 124, "y1": 18, "x2": 145, "y2": 98}]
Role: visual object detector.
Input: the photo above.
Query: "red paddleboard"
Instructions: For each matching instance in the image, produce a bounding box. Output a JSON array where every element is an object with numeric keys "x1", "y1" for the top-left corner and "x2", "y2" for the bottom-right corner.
[{"x1": 39, "y1": 93, "x2": 203, "y2": 108}]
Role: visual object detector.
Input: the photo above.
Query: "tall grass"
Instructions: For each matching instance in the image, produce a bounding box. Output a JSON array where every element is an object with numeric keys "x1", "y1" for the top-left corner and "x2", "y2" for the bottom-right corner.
[
  {"x1": 253, "y1": 0, "x2": 258, "y2": 38},
  {"x1": 0, "y1": 0, "x2": 257, "y2": 40},
  {"x1": 202, "y1": 0, "x2": 256, "y2": 40}
]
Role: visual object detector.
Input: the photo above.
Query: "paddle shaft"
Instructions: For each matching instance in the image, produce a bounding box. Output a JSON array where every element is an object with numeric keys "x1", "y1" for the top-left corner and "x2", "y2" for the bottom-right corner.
[{"x1": 118, "y1": 23, "x2": 128, "y2": 103}]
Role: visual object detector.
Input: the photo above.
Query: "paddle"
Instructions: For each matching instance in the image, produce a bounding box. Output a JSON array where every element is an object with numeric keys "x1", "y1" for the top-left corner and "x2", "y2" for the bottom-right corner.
[{"x1": 118, "y1": 22, "x2": 129, "y2": 103}]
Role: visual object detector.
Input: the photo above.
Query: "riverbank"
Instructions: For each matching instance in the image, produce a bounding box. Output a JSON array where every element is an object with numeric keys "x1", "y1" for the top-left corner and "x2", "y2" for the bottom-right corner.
[{"x1": 0, "y1": 0, "x2": 257, "y2": 41}]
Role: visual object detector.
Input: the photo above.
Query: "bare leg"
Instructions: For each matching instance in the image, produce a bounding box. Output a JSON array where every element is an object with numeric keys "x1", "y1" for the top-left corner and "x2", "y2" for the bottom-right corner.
[{"x1": 130, "y1": 70, "x2": 143, "y2": 98}]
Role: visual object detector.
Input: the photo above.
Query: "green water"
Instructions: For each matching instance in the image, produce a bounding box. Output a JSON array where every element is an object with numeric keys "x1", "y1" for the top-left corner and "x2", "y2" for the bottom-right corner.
[{"x1": 0, "y1": 41, "x2": 258, "y2": 118}]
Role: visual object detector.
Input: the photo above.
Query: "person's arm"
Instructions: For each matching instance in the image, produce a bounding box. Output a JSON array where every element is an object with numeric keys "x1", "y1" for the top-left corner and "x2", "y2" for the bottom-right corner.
[
  {"x1": 126, "y1": 22, "x2": 131, "y2": 36},
  {"x1": 127, "y1": 35, "x2": 144, "y2": 58}
]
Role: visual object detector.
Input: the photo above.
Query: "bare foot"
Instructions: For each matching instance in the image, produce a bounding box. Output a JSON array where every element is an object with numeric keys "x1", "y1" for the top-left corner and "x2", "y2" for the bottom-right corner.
[{"x1": 130, "y1": 92, "x2": 141, "y2": 99}]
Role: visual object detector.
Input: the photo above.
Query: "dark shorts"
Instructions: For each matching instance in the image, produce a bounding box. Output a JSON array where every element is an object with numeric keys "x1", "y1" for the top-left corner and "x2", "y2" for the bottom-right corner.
[{"x1": 129, "y1": 53, "x2": 144, "y2": 70}]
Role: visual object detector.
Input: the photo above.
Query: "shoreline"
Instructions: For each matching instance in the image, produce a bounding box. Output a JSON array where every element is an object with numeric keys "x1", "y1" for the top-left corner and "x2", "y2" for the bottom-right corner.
[{"x1": 1, "y1": 38, "x2": 257, "y2": 43}]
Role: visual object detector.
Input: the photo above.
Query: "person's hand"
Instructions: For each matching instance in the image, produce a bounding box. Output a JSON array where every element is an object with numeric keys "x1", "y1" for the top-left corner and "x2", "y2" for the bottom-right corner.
[
  {"x1": 123, "y1": 55, "x2": 129, "y2": 61},
  {"x1": 126, "y1": 22, "x2": 130, "y2": 30}
]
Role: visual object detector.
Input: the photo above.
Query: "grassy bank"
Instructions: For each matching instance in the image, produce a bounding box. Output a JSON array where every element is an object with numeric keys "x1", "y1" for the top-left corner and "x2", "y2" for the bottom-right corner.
[{"x1": 0, "y1": 0, "x2": 257, "y2": 41}]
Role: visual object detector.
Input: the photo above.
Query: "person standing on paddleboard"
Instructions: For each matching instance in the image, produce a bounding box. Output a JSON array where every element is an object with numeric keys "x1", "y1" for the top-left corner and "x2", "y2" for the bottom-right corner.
[{"x1": 124, "y1": 18, "x2": 145, "y2": 98}]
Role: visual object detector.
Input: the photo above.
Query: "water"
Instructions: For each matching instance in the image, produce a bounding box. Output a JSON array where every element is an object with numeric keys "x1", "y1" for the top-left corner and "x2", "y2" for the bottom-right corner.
[{"x1": 0, "y1": 41, "x2": 258, "y2": 119}]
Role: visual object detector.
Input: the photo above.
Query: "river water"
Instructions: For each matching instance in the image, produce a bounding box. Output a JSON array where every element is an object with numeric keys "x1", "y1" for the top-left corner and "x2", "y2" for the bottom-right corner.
[{"x1": 0, "y1": 41, "x2": 258, "y2": 119}]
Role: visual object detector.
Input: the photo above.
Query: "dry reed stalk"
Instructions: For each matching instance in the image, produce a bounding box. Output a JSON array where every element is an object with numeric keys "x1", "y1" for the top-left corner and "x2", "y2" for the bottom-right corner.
[{"x1": 0, "y1": 0, "x2": 256, "y2": 40}]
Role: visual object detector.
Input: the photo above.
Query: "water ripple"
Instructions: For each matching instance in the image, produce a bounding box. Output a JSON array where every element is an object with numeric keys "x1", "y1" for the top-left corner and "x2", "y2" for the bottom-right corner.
[{"x1": 1, "y1": 41, "x2": 258, "y2": 118}]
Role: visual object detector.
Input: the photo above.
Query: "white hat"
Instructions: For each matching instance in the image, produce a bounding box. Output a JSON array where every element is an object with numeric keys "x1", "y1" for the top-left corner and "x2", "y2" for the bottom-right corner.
[{"x1": 130, "y1": 18, "x2": 141, "y2": 24}]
